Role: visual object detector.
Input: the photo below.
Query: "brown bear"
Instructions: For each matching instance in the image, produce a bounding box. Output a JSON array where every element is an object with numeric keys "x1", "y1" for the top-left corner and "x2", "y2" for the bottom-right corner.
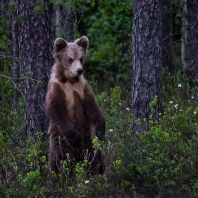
[{"x1": 45, "y1": 36, "x2": 105, "y2": 175}]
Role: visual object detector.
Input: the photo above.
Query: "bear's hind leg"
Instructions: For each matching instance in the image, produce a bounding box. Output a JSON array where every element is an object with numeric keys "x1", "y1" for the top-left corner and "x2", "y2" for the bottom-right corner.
[
  {"x1": 49, "y1": 137, "x2": 75, "y2": 174},
  {"x1": 86, "y1": 149, "x2": 105, "y2": 175},
  {"x1": 49, "y1": 145, "x2": 66, "y2": 173},
  {"x1": 83, "y1": 130, "x2": 105, "y2": 175}
]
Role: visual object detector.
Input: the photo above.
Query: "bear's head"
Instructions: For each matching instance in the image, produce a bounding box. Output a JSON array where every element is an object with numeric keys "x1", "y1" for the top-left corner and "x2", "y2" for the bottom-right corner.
[{"x1": 53, "y1": 36, "x2": 89, "y2": 80}]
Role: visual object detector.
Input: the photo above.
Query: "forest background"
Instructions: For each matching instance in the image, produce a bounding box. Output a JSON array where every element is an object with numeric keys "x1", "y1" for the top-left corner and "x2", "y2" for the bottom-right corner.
[{"x1": 1, "y1": 0, "x2": 198, "y2": 197}]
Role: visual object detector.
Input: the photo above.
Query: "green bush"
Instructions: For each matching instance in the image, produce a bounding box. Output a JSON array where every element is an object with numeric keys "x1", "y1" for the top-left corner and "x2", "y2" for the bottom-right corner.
[{"x1": 112, "y1": 103, "x2": 198, "y2": 197}]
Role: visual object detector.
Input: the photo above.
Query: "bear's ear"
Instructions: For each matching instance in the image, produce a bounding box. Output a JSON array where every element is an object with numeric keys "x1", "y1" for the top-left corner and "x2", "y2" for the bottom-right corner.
[
  {"x1": 53, "y1": 38, "x2": 67, "y2": 53},
  {"x1": 75, "y1": 36, "x2": 89, "y2": 51}
]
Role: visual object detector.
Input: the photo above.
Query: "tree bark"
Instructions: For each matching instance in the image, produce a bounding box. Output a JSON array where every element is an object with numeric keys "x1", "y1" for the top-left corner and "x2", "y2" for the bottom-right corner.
[
  {"x1": 53, "y1": 2, "x2": 61, "y2": 37},
  {"x1": 64, "y1": 2, "x2": 74, "y2": 42},
  {"x1": 181, "y1": 0, "x2": 198, "y2": 83},
  {"x1": 11, "y1": 1, "x2": 20, "y2": 111},
  {"x1": 18, "y1": 0, "x2": 52, "y2": 140},
  {"x1": 181, "y1": 0, "x2": 189, "y2": 73},
  {"x1": 162, "y1": 0, "x2": 173, "y2": 73},
  {"x1": 132, "y1": 0, "x2": 162, "y2": 132}
]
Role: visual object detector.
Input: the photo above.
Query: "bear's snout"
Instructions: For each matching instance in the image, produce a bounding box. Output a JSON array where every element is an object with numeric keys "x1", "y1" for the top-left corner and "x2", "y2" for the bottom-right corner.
[{"x1": 76, "y1": 68, "x2": 83, "y2": 76}]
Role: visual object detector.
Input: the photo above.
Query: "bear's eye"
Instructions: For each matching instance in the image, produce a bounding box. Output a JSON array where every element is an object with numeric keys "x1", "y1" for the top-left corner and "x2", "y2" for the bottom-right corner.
[
  {"x1": 80, "y1": 58, "x2": 83, "y2": 63},
  {"x1": 68, "y1": 58, "x2": 73, "y2": 64}
]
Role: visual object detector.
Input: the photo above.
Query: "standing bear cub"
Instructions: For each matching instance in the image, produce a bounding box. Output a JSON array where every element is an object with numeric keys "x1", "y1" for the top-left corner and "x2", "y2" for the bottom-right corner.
[{"x1": 45, "y1": 36, "x2": 105, "y2": 175}]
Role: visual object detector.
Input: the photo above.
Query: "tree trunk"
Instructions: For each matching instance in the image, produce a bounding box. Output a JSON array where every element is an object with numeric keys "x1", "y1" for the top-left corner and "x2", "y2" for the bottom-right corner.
[
  {"x1": 53, "y1": 2, "x2": 61, "y2": 37},
  {"x1": 11, "y1": 2, "x2": 20, "y2": 111},
  {"x1": 64, "y1": 4, "x2": 74, "y2": 42},
  {"x1": 132, "y1": 0, "x2": 162, "y2": 132},
  {"x1": 18, "y1": 0, "x2": 52, "y2": 140},
  {"x1": 182, "y1": 0, "x2": 198, "y2": 83},
  {"x1": 162, "y1": 0, "x2": 173, "y2": 73},
  {"x1": 181, "y1": 0, "x2": 189, "y2": 74}
]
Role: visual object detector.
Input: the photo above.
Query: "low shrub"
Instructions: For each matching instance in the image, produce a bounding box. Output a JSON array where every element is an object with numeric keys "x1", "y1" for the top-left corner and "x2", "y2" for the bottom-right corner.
[{"x1": 112, "y1": 104, "x2": 198, "y2": 197}]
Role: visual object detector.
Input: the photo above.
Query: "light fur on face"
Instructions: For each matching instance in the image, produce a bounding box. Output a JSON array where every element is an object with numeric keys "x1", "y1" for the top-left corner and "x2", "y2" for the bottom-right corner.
[
  {"x1": 63, "y1": 43, "x2": 84, "y2": 77},
  {"x1": 53, "y1": 37, "x2": 89, "y2": 79}
]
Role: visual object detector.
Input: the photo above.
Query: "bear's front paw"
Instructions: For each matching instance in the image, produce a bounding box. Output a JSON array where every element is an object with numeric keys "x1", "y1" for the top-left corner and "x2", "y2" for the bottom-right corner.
[
  {"x1": 68, "y1": 132, "x2": 81, "y2": 146},
  {"x1": 95, "y1": 130, "x2": 105, "y2": 141}
]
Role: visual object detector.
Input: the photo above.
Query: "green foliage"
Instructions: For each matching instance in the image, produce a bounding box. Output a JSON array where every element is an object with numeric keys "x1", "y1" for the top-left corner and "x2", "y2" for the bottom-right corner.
[
  {"x1": 0, "y1": 96, "x2": 25, "y2": 142},
  {"x1": 0, "y1": 2, "x2": 11, "y2": 54},
  {"x1": 172, "y1": 0, "x2": 182, "y2": 6},
  {"x1": 21, "y1": 170, "x2": 42, "y2": 197},
  {"x1": 110, "y1": 85, "x2": 122, "y2": 107},
  {"x1": 8, "y1": 2, "x2": 18, "y2": 12},
  {"x1": 0, "y1": 132, "x2": 48, "y2": 197},
  {"x1": 149, "y1": 95, "x2": 158, "y2": 112},
  {"x1": 0, "y1": 132, "x2": 5, "y2": 150},
  {"x1": 135, "y1": 107, "x2": 198, "y2": 196},
  {"x1": 92, "y1": 137, "x2": 101, "y2": 150},
  {"x1": 81, "y1": 0, "x2": 132, "y2": 85},
  {"x1": 34, "y1": 0, "x2": 44, "y2": 13},
  {"x1": 111, "y1": 94, "x2": 198, "y2": 197}
]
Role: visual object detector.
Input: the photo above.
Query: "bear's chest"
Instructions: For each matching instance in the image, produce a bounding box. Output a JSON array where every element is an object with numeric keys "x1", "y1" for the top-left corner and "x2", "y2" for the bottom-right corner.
[{"x1": 61, "y1": 82, "x2": 84, "y2": 111}]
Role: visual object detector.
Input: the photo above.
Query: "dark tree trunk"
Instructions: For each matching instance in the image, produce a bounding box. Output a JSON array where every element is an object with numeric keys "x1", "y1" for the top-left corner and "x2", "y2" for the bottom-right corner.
[
  {"x1": 181, "y1": 0, "x2": 189, "y2": 75},
  {"x1": 64, "y1": 9, "x2": 74, "y2": 42},
  {"x1": 182, "y1": 0, "x2": 198, "y2": 83},
  {"x1": 53, "y1": 2, "x2": 61, "y2": 37},
  {"x1": 18, "y1": 0, "x2": 52, "y2": 140},
  {"x1": 11, "y1": 2, "x2": 20, "y2": 111},
  {"x1": 132, "y1": 0, "x2": 162, "y2": 132},
  {"x1": 162, "y1": 0, "x2": 173, "y2": 73}
]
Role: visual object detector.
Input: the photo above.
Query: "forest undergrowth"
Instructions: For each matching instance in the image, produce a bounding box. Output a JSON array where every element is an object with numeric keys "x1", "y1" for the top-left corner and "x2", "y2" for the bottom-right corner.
[{"x1": 1, "y1": 73, "x2": 198, "y2": 197}]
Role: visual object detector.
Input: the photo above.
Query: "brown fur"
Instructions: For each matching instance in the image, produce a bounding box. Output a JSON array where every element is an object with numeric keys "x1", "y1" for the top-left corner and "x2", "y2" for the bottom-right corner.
[{"x1": 45, "y1": 36, "x2": 105, "y2": 175}]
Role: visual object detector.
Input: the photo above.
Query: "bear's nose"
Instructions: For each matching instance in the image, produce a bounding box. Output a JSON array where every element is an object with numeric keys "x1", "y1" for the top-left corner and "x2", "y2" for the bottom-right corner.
[{"x1": 76, "y1": 68, "x2": 83, "y2": 76}]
